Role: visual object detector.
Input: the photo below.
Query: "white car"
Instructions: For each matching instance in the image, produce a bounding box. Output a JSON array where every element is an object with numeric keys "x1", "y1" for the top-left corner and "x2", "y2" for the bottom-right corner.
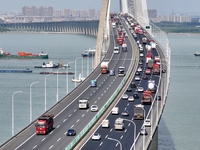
[
  {"x1": 122, "y1": 94, "x2": 129, "y2": 100},
  {"x1": 144, "y1": 119, "x2": 151, "y2": 127},
  {"x1": 140, "y1": 53, "x2": 144, "y2": 57},
  {"x1": 128, "y1": 96, "x2": 134, "y2": 101},
  {"x1": 114, "y1": 49, "x2": 120, "y2": 54},
  {"x1": 137, "y1": 67, "x2": 143, "y2": 72},
  {"x1": 135, "y1": 76, "x2": 140, "y2": 81},
  {"x1": 137, "y1": 87, "x2": 144, "y2": 92},
  {"x1": 90, "y1": 105, "x2": 98, "y2": 112},
  {"x1": 92, "y1": 133, "x2": 101, "y2": 140}
]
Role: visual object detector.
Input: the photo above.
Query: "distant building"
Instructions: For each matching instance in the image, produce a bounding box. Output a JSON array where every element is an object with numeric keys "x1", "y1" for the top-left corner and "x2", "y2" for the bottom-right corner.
[
  {"x1": 71, "y1": 10, "x2": 79, "y2": 18},
  {"x1": 80, "y1": 10, "x2": 87, "y2": 18},
  {"x1": 88, "y1": 8, "x2": 95, "y2": 18},
  {"x1": 55, "y1": 10, "x2": 62, "y2": 17},
  {"x1": 64, "y1": 8, "x2": 70, "y2": 17},
  {"x1": 22, "y1": 6, "x2": 53, "y2": 17}
]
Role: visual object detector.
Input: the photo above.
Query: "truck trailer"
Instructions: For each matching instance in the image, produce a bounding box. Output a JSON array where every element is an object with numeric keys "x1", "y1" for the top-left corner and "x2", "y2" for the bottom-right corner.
[
  {"x1": 114, "y1": 118, "x2": 124, "y2": 130},
  {"x1": 134, "y1": 104, "x2": 144, "y2": 120},
  {"x1": 152, "y1": 64, "x2": 160, "y2": 75},
  {"x1": 35, "y1": 114, "x2": 54, "y2": 135},
  {"x1": 141, "y1": 90, "x2": 152, "y2": 105}
]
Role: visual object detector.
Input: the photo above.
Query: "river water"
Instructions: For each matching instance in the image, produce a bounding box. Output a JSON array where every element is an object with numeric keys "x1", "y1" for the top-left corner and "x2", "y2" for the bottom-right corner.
[{"x1": 0, "y1": 33, "x2": 199, "y2": 150}]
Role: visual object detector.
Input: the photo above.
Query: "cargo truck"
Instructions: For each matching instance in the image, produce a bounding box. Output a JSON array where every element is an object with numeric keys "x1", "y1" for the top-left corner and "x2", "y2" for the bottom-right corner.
[
  {"x1": 101, "y1": 119, "x2": 110, "y2": 128},
  {"x1": 79, "y1": 99, "x2": 89, "y2": 109},
  {"x1": 147, "y1": 80, "x2": 156, "y2": 93},
  {"x1": 35, "y1": 114, "x2": 54, "y2": 135},
  {"x1": 147, "y1": 59, "x2": 154, "y2": 69},
  {"x1": 154, "y1": 56, "x2": 160, "y2": 64},
  {"x1": 134, "y1": 104, "x2": 144, "y2": 120},
  {"x1": 141, "y1": 90, "x2": 152, "y2": 105},
  {"x1": 122, "y1": 43, "x2": 127, "y2": 52},
  {"x1": 142, "y1": 37, "x2": 147, "y2": 44},
  {"x1": 152, "y1": 64, "x2": 160, "y2": 75},
  {"x1": 101, "y1": 62, "x2": 109, "y2": 74},
  {"x1": 114, "y1": 118, "x2": 124, "y2": 130}
]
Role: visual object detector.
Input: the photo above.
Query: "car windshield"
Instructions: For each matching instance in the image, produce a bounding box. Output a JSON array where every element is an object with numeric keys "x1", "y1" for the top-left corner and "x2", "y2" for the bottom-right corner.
[
  {"x1": 68, "y1": 129, "x2": 74, "y2": 132},
  {"x1": 94, "y1": 133, "x2": 98, "y2": 136},
  {"x1": 92, "y1": 105, "x2": 97, "y2": 108}
]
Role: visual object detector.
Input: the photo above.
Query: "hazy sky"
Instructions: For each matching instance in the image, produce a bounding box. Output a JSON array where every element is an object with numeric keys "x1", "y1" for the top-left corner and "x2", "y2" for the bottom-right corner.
[{"x1": 0, "y1": 0, "x2": 200, "y2": 15}]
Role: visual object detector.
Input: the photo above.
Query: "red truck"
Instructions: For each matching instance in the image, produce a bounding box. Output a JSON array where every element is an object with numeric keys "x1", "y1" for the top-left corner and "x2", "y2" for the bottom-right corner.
[
  {"x1": 141, "y1": 90, "x2": 152, "y2": 105},
  {"x1": 153, "y1": 64, "x2": 160, "y2": 75},
  {"x1": 35, "y1": 114, "x2": 54, "y2": 135}
]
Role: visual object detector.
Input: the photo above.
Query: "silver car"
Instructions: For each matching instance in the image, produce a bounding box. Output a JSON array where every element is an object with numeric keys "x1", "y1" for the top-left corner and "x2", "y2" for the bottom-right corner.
[
  {"x1": 122, "y1": 94, "x2": 128, "y2": 100},
  {"x1": 128, "y1": 96, "x2": 134, "y2": 101},
  {"x1": 137, "y1": 87, "x2": 144, "y2": 92},
  {"x1": 135, "y1": 76, "x2": 140, "y2": 81}
]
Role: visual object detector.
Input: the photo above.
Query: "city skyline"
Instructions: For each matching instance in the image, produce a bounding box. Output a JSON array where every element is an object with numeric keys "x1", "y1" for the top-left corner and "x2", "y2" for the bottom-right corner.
[{"x1": 0, "y1": 0, "x2": 200, "y2": 16}]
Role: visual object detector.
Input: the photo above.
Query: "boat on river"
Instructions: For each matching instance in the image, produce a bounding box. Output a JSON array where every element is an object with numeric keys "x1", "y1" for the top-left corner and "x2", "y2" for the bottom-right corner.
[
  {"x1": 0, "y1": 48, "x2": 48, "y2": 59},
  {"x1": 40, "y1": 72, "x2": 74, "y2": 75},
  {"x1": 0, "y1": 68, "x2": 32, "y2": 73},
  {"x1": 34, "y1": 61, "x2": 60, "y2": 68},
  {"x1": 194, "y1": 51, "x2": 200, "y2": 56},
  {"x1": 72, "y1": 73, "x2": 85, "y2": 82}
]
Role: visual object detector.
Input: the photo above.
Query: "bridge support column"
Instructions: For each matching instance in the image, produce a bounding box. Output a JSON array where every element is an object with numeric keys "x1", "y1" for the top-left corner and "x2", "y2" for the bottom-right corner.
[{"x1": 93, "y1": 0, "x2": 109, "y2": 69}]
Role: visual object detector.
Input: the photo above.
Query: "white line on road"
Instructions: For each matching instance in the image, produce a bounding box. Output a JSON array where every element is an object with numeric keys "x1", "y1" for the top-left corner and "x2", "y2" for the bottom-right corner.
[
  {"x1": 41, "y1": 138, "x2": 45, "y2": 141},
  {"x1": 57, "y1": 138, "x2": 61, "y2": 142},
  {"x1": 32, "y1": 145, "x2": 37, "y2": 149},
  {"x1": 120, "y1": 135, "x2": 123, "y2": 139},
  {"x1": 49, "y1": 145, "x2": 53, "y2": 149},
  {"x1": 56, "y1": 125, "x2": 60, "y2": 128}
]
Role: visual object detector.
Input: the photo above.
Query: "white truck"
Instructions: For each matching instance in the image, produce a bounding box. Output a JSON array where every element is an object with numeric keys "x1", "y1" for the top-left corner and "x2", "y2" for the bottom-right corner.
[
  {"x1": 112, "y1": 22, "x2": 116, "y2": 28},
  {"x1": 114, "y1": 118, "x2": 124, "y2": 130},
  {"x1": 101, "y1": 61, "x2": 109, "y2": 74},
  {"x1": 122, "y1": 43, "x2": 127, "y2": 52},
  {"x1": 101, "y1": 119, "x2": 110, "y2": 128},
  {"x1": 118, "y1": 66, "x2": 126, "y2": 77},
  {"x1": 78, "y1": 99, "x2": 89, "y2": 109},
  {"x1": 147, "y1": 80, "x2": 156, "y2": 93}
]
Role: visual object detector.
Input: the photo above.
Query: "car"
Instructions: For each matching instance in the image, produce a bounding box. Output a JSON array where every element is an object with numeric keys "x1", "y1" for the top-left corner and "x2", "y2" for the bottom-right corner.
[
  {"x1": 140, "y1": 127, "x2": 148, "y2": 135},
  {"x1": 137, "y1": 67, "x2": 143, "y2": 72},
  {"x1": 128, "y1": 96, "x2": 134, "y2": 101},
  {"x1": 130, "y1": 82, "x2": 136, "y2": 88},
  {"x1": 135, "y1": 76, "x2": 140, "y2": 81},
  {"x1": 139, "y1": 59, "x2": 143, "y2": 65},
  {"x1": 157, "y1": 96, "x2": 161, "y2": 100},
  {"x1": 90, "y1": 105, "x2": 98, "y2": 112},
  {"x1": 137, "y1": 87, "x2": 144, "y2": 92},
  {"x1": 109, "y1": 69, "x2": 115, "y2": 76},
  {"x1": 140, "y1": 53, "x2": 144, "y2": 57},
  {"x1": 144, "y1": 119, "x2": 151, "y2": 127},
  {"x1": 121, "y1": 110, "x2": 129, "y2": 116},
  {"x1": 67, "y1": 128, "x2": 76, "y2": 136},
  {"x1": 133, "y1": 91, "x2": 139, "y2": 99},
  {"x1": 114, "y1": 49, "x2": 120, "y2": 54},
  {"x1": 162, "y1": 69, "x2": 166, "y2": 73},
  {"x1": 126, "y1": 87, "x2": 132, "y2": 92},
  {"x1": 135, "y1": 71, "x2": 140, "y2": 75},
  {"x1": 92, "y1": 133, "x2": 101, "y2": 140},
  {"x1": 142, "y1": 75, "x2": 148, "y2": 80},
  {"x1": 90, "y1": 80, "x2": 97, "y2": 87},
  {"x1": 122, "y1": 93, "x2": 129, "y2": 100},
  {"x1": 139, "y1": 47, "x2": 143, "y2": 52}
]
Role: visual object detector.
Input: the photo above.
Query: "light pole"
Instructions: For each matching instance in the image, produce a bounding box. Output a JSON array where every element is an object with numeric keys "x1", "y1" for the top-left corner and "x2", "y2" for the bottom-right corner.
[
  {"x1": 107, "y1": 137, "x2": 122, "y2": 150},
  {"x1": 57, "y1": 68, "x2": 64, "y2": 102},
  {"x1": 153, "y1": 83, "x2": 159, "y2": 124},
  {"x1": 12, "y1": 91, "x2": 22, "y2": 136},
  {"x1": 74, "y1": 57, "x2": 82, "y2": 88},
  {"x1": 66, "y1": 61, "x2": 73, "y2": 94},
  {"x1": 45, "y1": 74, "x2": 53, "y2": 112},
  {"x1": 141, "y1": 107, "x2": 146, "y2": 150},
  {"x1": 30, "y1": 81, "x2": 39, "y2": 123},
  {"x1": 123, "y1": 118, "x2": 136, "y2": 150}
]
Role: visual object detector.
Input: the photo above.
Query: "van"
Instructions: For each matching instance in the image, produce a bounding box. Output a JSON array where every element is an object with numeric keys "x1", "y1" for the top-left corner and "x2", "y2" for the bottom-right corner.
[
  {"x1": 101, "y1": 119, "x2": 109, "y2": 128},
  {"x1": 111, "y1": 107, "x2": 119, "y2": 115}
]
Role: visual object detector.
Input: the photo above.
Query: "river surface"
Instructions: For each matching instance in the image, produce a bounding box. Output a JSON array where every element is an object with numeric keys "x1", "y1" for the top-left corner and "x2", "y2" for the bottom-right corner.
[{"x1": 0, "y1": 33, "x2": 200, "y2": 150}]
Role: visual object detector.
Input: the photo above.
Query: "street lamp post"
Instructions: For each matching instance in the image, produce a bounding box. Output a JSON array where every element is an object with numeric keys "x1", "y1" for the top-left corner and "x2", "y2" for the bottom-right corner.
[
  {"x1": 12, "y1": 91, "x2": 22, "y2": 136},
  {"x1": 107, "y1": 137, "x2": 122, "y2": 150},
  {"x1": 66, "y1": 62, "x2": 73, "y2": 94},
  {"x1": 30, "y1": 81, "x2": 39, "y2": 123},
  {"x1": 141, "y1": 107, "x2": 146, "y2": 150},
  {"x1": 74, "y1": 57, "x2": 82, "y2": 88},
  {"x1": 57, "y1": 68, "x2": 64, "y2": 102},
  {"x1": 45, "y1": 74, "x2": 53, "y2": 112},
  {"x1": 123, "y1": 118, "x2": 136, "y2": 150}
]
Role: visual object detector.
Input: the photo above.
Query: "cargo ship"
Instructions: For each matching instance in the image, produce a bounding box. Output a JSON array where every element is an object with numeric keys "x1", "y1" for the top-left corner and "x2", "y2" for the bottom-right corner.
[
  {"x1": 0, "y1": 68, "x2": 32, "y2": 73},
  {"x1": 0, "y1": 49, "x2": 48, "y2": 59}
]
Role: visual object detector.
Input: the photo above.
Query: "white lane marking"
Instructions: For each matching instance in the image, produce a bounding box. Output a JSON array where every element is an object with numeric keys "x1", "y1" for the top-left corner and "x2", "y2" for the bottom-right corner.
[
  {"x1": 107, "y1": 87, "x2": 109, "y2": 90},
  {"x1": 63, "y1": 119, "x2": 67, "y2": 122},
  {"x1": 71, "y1": 125, "x2": 74, "y2": 128},
  {"x1": 49, "y1": 131, "x2": 53, "y2": 134},
  {"x1": 120, "y1": 135, "x2": 123, "y2": 139},
  {"x1": 69, "y1": 114, "x2": 72, "y2": 117},
  {"x1": 32, "y1": 145, "x2": 37, "y2": 149},
  {"x1": 128, "y1": 123, "x2": 131, "y2": 126},
  {"x1": 104, "y1": 90, "x2": 106, "y2": 93},
  {"x1": 57, "y1": 125, "x2": 60, "y2": 128},
  {"x1": 98, "y1": 97, "x2": 100, "y2": 100},
  {"x1": 77, "y1": 119, "x2": 80, "y2": 122},
  {"x1": 101, "y1": 93, "x2": 103, "y2": 96},
  {"x1": 125, "y1": 129, "x2": 127, "y2": 132},
  {"x1": 49, "y1": 145, "x2": 53, "y2": 149},
  {"x1": 74, "y1": 109, "x2": 77, "y2": 112},
  {"x1": 105, "y1": 135, "x2": 108, "y2": 138},
  {"x1": 64, "y1": 131, "x2": 67, "y2": 135},
  {"x1": 82, "y1": 114, "x2": 85, "y2": 117},
  {"x1": 116, "y1": 143, "x2": 118, "y2": 147},
  {"x1": 94, "y1": 101, "x2": 97, "y2": 103},
  {"x1": 110, "y1": 128, "x2": 113, "y2": 132},
  {"x1": 100, "y1": 142, "x2": 103, "y2": 146},
  {"x1": 57, "y1": 138, "x2": 61, "y2": 142}
]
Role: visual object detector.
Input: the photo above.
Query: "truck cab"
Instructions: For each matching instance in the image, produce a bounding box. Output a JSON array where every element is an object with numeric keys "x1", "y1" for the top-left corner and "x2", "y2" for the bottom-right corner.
[{"x1": 118, "y1": 66, "x2": 125, "y2": 77}]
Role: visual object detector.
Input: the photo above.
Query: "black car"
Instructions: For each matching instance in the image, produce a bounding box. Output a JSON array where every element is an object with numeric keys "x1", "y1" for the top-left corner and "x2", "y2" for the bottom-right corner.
[
  {"x1": 162, "y1": 69, "x2": 166, "y2": 73},
  {"x1": 133, "y1": 91, "x2": 139, "y2": 99},
  {"x1": 157, "y1": 96, "x2": 161, "y2": 100},
  {"x1": 67, "y1": 128, "x2": 76, "y2": 136},
  {"x1": 142, "y1": 75, "x2": 148, "y2": 80},
  {"x1": 126, "y1": 86, "x2": 132, "y2": 92},
  {"x1": 130, "y1": 82, "x2": 136, "y2": 88},
  {"x1": 135, "y1": 71, "x2": 140, "y2": 75},
  {"x1": 139, "y1": 59, "x2": 143, "y2": 65}
]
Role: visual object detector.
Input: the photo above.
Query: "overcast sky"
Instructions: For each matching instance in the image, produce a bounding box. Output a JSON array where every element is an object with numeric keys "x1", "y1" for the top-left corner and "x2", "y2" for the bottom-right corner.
[{"x1": 0, "y1": 0, "x2": 200, "y2": 15}]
